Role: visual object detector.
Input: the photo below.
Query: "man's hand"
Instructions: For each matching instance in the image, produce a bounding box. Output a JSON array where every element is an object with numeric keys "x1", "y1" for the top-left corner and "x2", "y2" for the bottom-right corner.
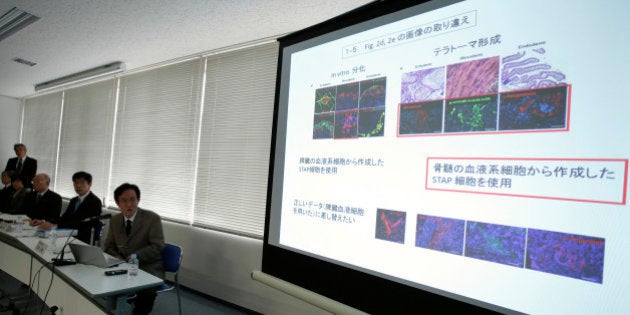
[{"x1": 37, "y1": 221, "x2": 55, "y2": 230}]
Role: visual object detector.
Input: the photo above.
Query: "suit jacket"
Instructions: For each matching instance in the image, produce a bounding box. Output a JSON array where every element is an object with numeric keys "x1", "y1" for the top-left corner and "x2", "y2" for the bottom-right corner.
[
  {"x1": 5, "y1": 156, "x2": 37, "y2": 186},
  {"x1": 57, "y1": 191, "x2": 102, "y2": 244},
  {"x1": 4, "y1": 188, "x2": 29, "y2": 214},
  {"x1": 0, "y1": 185, "x2": 16, "y2": 212},
  {"x1": 22, "y1": 189, "x2": 62, "y2": 223},
  {"x1": 104, "y1": 208, "x2": 165, "y2": 278}
]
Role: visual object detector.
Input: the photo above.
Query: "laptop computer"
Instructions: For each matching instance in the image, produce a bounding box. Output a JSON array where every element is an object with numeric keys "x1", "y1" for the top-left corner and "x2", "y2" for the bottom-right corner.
[{"x1": 68, "y1": 243, "x2": 125, "y2": 268}]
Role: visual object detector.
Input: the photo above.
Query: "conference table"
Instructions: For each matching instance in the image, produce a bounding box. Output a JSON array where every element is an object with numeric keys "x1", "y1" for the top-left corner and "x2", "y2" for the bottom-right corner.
[{"x1": 0, "y1": 215, "x2": 163, "y2": 315}]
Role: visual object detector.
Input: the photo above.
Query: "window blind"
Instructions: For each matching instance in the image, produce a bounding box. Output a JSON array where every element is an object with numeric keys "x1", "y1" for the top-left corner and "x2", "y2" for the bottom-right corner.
[
  {"x1": 19, "y1": 41, "x2": 278, "y2": 238},
  {"x1": 111, "y1": 59, "x2": 204, "y2": 222},
  {"x1": 56, "y1": 79, "x2": 117, "y2": 200},
  {"x1": 22, "y1": 92, "x2": 63, "y2": 187},
  {"x1": 194, "y1": 41, "x2": 278, "y2": 237}
]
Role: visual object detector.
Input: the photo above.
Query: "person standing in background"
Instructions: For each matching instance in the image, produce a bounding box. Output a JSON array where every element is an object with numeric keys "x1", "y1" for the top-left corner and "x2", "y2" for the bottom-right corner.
[{"x1": 4, "y1": 143, "x2": 37, "y2": 189}]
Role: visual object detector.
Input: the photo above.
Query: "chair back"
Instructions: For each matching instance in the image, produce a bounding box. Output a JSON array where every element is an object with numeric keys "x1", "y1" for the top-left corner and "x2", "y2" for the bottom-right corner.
[
  {"x1": 92, "y1": 220, "x2": 104, "y2": 244},
  {"x1": 161, "y1": 243, "x2": 183, "y2": 273},
  {"x1": 97, "y1": 216, "x2": 111, "y2": 248}
]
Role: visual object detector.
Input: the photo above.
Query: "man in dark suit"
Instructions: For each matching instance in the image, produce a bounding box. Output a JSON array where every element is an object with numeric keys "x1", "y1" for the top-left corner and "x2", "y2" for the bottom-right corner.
[
  {"x1": 0, "y1": 170, "x2": 15, "y2": 211},
  {"x1": 21, "y1": 173, "x2": 62, "y2": 224},
  {"x1": 4, "y1": 143, "x2": 37, "y2": 189},
  {"x1": 104, "y1": 183, "x2": 164, "y2": 315},
  {"x1": 35, "y1": 171, "x2": 102, "y2": 244}
]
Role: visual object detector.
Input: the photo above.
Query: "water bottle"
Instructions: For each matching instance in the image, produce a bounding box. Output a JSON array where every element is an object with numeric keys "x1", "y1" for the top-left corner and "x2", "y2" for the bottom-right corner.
[
  {"x1": 49, "y1": 227, "x2": 57, "y2": 247},
  {"x1": 16, "y1": 215, "x2": 23, "y2": 233},
  {"x1": 128, "y1": 253, "x2": 139, "y2": 277}
]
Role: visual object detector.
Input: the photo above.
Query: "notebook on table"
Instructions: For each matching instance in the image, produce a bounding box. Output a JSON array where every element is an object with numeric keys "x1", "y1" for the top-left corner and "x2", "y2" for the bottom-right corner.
[{"x1": 68, "y1": 243, "x2": 125, "y2": 268}]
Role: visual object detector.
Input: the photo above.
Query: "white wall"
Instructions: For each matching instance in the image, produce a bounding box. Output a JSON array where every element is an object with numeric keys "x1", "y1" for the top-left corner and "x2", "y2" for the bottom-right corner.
[
  {"x1": 0, "y1": 95, "x2": 21, "y2": 162},
  {"x1": 162, "y1": 221, "x2": 333, "y2": 315}
]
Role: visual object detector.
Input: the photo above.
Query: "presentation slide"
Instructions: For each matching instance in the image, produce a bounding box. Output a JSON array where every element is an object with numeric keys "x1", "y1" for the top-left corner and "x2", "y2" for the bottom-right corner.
[{"x1": 267, "y1": 0, "x2": 629, "y2": 313}]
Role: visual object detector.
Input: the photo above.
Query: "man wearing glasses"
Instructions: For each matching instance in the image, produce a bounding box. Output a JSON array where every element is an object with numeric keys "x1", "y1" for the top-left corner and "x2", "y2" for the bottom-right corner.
[{"x1": 104, "y1": 183, "x2": 164, "y2": 315}]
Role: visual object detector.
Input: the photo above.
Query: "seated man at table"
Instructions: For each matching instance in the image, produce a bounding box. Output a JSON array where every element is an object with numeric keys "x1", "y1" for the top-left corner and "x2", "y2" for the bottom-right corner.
[
  {"x1": 35, "y1": 171, "x2": 103, "y2": 244},
  {"x1": 4, "y1": 173, "x2": 30, "y2": 214},
  {"x1": 104, "y1": 183, "x2": 164, "y2": 315},
  {"x1": 21, "y1": 173, "x2": 62, "y2": 224},
  {"x1": 0, "y1": 170, "x2": 16, "y2": 212}
]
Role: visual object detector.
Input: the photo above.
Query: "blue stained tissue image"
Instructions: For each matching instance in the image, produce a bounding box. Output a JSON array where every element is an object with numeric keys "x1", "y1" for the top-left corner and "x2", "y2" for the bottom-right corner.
[
  {"x1": 526, "y1": 229, "x2": 605, "y2": 283},
  {"x1": 465, "y1": 221, "x2": 526, "y2": 267},
  {"x1": 415, "y1": 214, "x2": 465, "y2": 255}
]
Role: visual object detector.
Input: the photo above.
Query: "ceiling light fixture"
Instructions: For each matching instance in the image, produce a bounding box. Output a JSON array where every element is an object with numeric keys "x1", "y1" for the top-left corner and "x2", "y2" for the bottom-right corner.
[
  {"x1": 0, "y1": 7, "x2": 40, "y2": 42},
  {"x1": 34, "y1": 62, "x2": 125, "y2": 92}
]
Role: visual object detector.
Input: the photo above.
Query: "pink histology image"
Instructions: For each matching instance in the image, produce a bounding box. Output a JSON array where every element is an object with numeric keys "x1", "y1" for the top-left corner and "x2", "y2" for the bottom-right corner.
[
  {"x1": 446, "y1": 56, "x2": 499, "y2": 99},
  {"x1": 400, "y1": 67, "x2": 445, "y2": 103}
]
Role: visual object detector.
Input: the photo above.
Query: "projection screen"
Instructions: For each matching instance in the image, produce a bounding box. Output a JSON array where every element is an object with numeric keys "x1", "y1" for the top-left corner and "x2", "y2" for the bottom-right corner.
[{"x1": 263, "y1": 0, "x2": 630, "y2": 314}]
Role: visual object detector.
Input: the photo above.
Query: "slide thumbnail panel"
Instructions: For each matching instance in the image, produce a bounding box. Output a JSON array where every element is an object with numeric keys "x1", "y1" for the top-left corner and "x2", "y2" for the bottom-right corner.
[
  {"x1": 465, "y1": 221, "x2": 526, "y2": 267},
  {"x1": 446, "y1": 56, "x2": 500, "y2": 99},
  {"x1": 398, "y1": 100, "x2": 444, "y2": 135},
  {"x1": 501, "y1": 48, "x2": 567, "y2": 92},
  {"x1": 313, "y1": 78, "x2": 387, "y2": 139},
  {"x1": 375, "y1": 208, "x2": 406, "y2": 244},
  {"x1": 444, "y1": 95, "x2": 498, "y2": 133},
  {"x1": 415, "y1": 214, "x2": 465, "y2": 255},
  {"x1": 526, "y1": 229, "x2": 605, "y2": 283},
  {"x1": 313, "y1": 112, "x2": 334, "y2": 139},
  {"x1": 499, "y1": 85, "x2": 568, "y2": 131},
  {"x1": 400, "y1": 66, "x2": 445, "y2": 103}
]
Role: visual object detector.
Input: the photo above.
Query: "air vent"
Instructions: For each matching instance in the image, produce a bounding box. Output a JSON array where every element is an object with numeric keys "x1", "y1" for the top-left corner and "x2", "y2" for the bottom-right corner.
[
  {"x1": 0, "y1": 7, "x2": 40, "y2": 42},
  {"x1": 12, "y1": 57, "x2": 37, "y2": 66}
]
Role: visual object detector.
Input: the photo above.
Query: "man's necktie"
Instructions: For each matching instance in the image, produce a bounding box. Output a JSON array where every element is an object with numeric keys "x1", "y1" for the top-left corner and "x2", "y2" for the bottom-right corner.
[
  {"x1": 16, "y1": 158, "x2": 23, "y2": 175},
  {"x1": 125, "y1": 220, "x2": 132, "y2": 236},
  {"x1": 36, "y1": 194, "x2": 41, "y2": 203},
  {"x1": 74, "y1": 199, "x2": 81, "y2": 212}
]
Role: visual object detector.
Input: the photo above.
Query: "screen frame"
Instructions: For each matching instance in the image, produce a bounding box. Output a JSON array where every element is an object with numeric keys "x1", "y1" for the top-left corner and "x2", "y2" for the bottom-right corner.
[{"x1": 262, "y1": 0, "x2": 511, "y2": 313}]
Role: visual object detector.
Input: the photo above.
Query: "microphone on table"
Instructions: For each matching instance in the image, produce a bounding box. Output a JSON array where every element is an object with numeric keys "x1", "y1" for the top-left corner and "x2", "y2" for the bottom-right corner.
[
  {"x1": 81, "y1": 213, "x2": 111, "y2": 223},
  {"x1": 82, "y1": 213, "x2": 111, "y2": 245},
  {"x1": 51, "y1": 214, "x2": 111, "y2": 266},
  {"x1": 51, "y1": 229, "x2": 77, "y2": 266}
]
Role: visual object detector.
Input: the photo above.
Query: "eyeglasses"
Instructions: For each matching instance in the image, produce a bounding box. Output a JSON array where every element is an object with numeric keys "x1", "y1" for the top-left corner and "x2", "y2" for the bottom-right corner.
[{"x1": 118, "y1": 197, "x2": 138, "y2": 204}]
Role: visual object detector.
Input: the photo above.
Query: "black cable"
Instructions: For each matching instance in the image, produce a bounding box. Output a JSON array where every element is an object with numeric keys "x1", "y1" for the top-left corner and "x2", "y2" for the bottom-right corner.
[
  {"x1": 40, "y1": 263, "x2": 55, "y2": 314},
  {"x1": 12, "y1": 259, "x2": 44, "y2": 314},
  {"x1": 35, "y1": 237, "x2": 71, "y2": 315},
  {"x1": 13, "y1": 256, "x2": 36, "y2": 314},
  {"x1": 19, "y1": 255, "x2": 54, "y2": 314},
  {"x1": 12, "y1": 230, "x2": 79, "y2": 314},
  {"x1": 34, "y1": 231, "x2": 77, "y2": 314},
  {"x1": 22, "y1": 261, "x2": 47, "y2": 314}
]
